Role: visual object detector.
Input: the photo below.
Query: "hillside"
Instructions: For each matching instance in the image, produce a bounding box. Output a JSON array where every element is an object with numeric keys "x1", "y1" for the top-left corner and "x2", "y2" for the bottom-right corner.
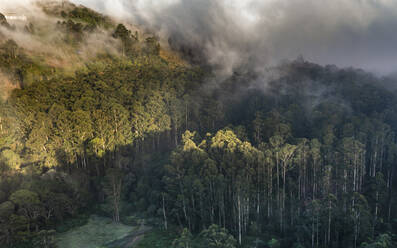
[
  {"x1": 0, "y1": 1, "x2": 186, "y2": 100},
  {"x1": 0, "y1": 1, "x2": 396, "y2": 248}
]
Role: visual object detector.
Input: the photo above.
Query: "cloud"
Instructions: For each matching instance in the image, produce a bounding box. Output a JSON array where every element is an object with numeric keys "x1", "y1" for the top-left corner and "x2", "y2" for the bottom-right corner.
[
  {"x1": 2, "y1": 0, "x2": 397, "y2": 75},
  {"x1": 0, "y1": 0, "x2": 40, "y2": 13},
  {"x1": 66, "y1": 0, "x2": 397, "y2": 76}
]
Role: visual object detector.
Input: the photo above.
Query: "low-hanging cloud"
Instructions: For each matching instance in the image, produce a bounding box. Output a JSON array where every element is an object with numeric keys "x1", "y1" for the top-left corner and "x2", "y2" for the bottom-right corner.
[
  {"x1": 68, "y1": 0, "x2": 397, "y2": 76},
  {"x1": 0, "y1": 0, "x2": 123, "y2": 94},
  {"x1": 2, "y1": 0, "x2": 397, "y2": 75},
  {"x1": 0, "y1": 0, "x2": 42, "y2": 15}
]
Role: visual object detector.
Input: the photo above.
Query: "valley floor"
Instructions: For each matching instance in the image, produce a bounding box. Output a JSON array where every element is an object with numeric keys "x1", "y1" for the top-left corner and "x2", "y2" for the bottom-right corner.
[{"x1": 56, "y1": 215, "x2": 146, "y2": 248}]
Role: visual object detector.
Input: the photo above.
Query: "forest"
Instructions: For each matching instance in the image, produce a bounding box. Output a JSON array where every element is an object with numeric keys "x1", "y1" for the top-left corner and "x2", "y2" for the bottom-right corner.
[{"x1": 0, "y1": 1, "x2": 396, "y2": 248}]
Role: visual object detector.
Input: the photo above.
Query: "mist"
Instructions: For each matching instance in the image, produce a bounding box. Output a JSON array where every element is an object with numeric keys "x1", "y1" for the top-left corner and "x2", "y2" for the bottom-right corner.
[
  {"x1": 0, "y1": 0, "x2": 43, "y2": 15},
  {"x1": 68, "y1": 0, "x2": 397, "y2": 76},
  {"x1": 0, "y1": 0, "x2": 121, "y2": 68}
]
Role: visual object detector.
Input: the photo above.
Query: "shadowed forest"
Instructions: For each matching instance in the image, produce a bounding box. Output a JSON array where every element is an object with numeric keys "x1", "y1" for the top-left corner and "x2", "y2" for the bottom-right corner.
[{"x1": 0, "y1": 1, "x2": 396, "y2": 248}]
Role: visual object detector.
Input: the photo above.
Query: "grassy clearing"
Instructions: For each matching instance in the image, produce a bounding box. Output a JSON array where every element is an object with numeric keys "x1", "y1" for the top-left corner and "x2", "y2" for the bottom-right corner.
[
  {"x1": 55, "y1": 215, "x2": 136, "y2": 248},
  {"x1": 135, "y1": 228, "x2": 178, "y2": 248}
]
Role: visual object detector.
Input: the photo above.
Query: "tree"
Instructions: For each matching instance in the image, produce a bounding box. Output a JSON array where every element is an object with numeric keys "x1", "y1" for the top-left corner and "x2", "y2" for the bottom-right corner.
[
  {"x1": 113, "y1": 24, "x2": 137, "y2": 56},
  {"x1": 145, "y1": 37, "x2": 160, "y2": 56},
  {"x1": 33, "y1": 229, "x2": 56, "y2": 248},
  {"x1": 2, "y1": 40, "x2": 19, "y2": 60},
  {"x1": 269, "y1": 135, "x2": 284, "y2": 227},
  {"x1": 267, "y1": 238, "x2": 280, "y2": 248},
  {"x1": 352, "y1": 193, "x2": 370, "y2": 248},
  {"x1": 103, "y1": 168, "x2": 123, "y2": 222},
  {"x1": 0, "y1": 149, "x2": 22, "y2": 171},
  {"x1": 310, "y1": 139, "x2": 321, "y2": 200},
  {"x1": 0, "y1": 201, "x2": 14, "y2": 245},
  {"x1": 170, "y1": 97, "x2": 185, "y2": 146},
  {"x1": 172, "y1": 228, "x2": 193, "y2": 248},
  {"x1": 360, "y1": 233, "x2": 394, "y2": 248},
  {"x1": 113, "y1": 24, "x2": 131, "y2": 40},
  {"x1": 201, "y1": 224, "x2": 236, "y2": 248},
  {"x1": 279, "y1": 142, "x2": 296, "y2": 231},
  {"x1": 9, "y1": 189, "x2": 42, "y2": 233},
  {"x1": 0, "y1": 13, "x2": 9, "y2": 28}
]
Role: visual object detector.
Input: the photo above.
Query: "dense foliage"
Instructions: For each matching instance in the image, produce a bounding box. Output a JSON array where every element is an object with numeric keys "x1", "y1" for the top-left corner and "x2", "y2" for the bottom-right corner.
[{"x1": 0, "y1": 3, "x2": 396, "y2": 248}]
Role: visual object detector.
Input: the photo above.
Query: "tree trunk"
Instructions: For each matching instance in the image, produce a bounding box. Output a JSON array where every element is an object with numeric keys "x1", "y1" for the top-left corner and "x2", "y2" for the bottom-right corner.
[
  {"x1": 238, "y1": 192, "x2": 242, "y2": 245},
  {"x1": 162, "y1": 193, "x2": 168, "y2": 230}
]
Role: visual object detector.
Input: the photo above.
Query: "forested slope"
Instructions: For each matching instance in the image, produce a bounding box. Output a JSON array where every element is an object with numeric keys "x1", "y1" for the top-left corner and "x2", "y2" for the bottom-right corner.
[{"x1": 0, "y1": 2, "x2": 396, "y2": 248}]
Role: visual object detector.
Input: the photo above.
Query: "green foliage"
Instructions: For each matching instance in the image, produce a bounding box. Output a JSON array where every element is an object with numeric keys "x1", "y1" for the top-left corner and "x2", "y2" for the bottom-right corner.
[
  {"x1": 33, "y1": 229, "x2": 56, "y2": 248},
  {"x1": 172, "y1": 228, "x2": 193, "y2": 248},
  {"x1": 0, "y1": 20, "x2": 202, "y2": 244},
  {"x1": 67, "y1": 6, "x2": 112, "y2": 28},
  {"x1": 0, "y1": 39, "x2": 54, "y2": 87},
  {"x1": 113, "y1": 24, "x2": 139, "y2": 56},
  {"x1": 55, "y1": 214, "x2": 89, "y2": 233},
  {"x1": 10, "y1": 189, "x2": 40, "y2": 211},
  {"x1": 0, "y1": 201, "x2": 14, "y2": 244},
  {"x1": 0, "y1": 149, "x2": 22, "y2": 171},
  {"x1": 57, "y1": 19, "x2": 88, "y2": 43},
  {"x1": 360, "y1": 234, "x2": 394, "y2": 248},
  {"x1": 267, "y1": 238, "x2": 280, "y2": 248},
  {"x1": 200, "y1": 224, "x2": 237, "y2": 248},
  {"x1": 145, "y1": 37, "x2": 161, "y2": 56},
  {"x1": 0, "y1": 4, "x2": 397, "y2": 248},
  {"x1": 113, "y1": 24, "x2": 132, "y2": 40}
]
